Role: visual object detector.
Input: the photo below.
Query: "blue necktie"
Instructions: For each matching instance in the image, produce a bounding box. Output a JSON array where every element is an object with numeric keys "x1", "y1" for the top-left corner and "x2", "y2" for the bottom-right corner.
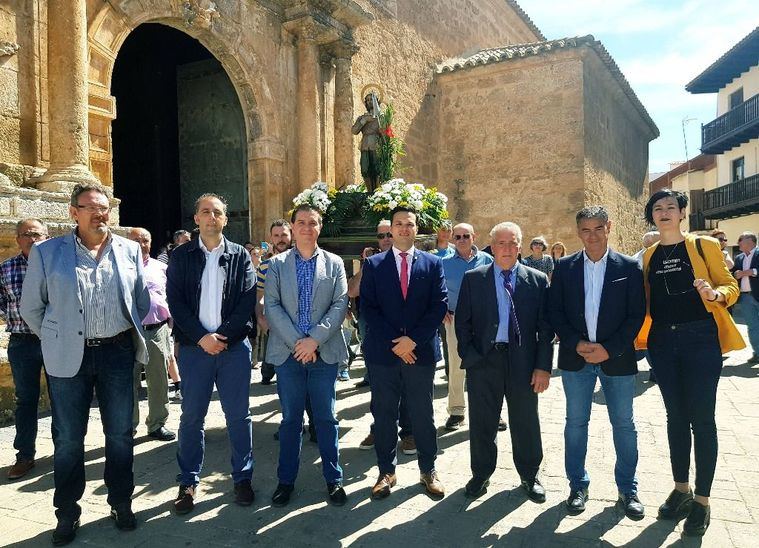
[{"x1": 500, "y1": 270, "x2": 522, "y2": 346}]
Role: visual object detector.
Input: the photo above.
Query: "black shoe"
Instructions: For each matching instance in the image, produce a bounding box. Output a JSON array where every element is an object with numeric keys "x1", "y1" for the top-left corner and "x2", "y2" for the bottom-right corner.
[
  {"x1": 52, "y1": 518, "x2": 80, "y2": 546},
  {"x1": 498, "y1": 419, "x2": 508, "y2": 432},
  {"x1": 356, "y1": 379, "x2": 370, "y2": 388},
  {"x1": 110, "y1": 503, "x2": 136, "y2": 531},
  {"x1": 271, "y1": 483, "x2": 294, "y2": 507},
  {"x1": 147, "y1": 426, "x2": 176, "y2": 441},
  {"x1": 234, "y1": 481, "x2": 255, "y2": 506},
  {"x1": 658, "y1": 488, "x2": 693, "y2": 520},
  {"x1": 464, "y1": 477, "x2": 489, "y2": 499},
  {"x1": 444, "y1": 415, "x2": 465, "y2": 431},
  {"x1": 261, "y1": 377, "x2": 273, "y2": 385},
  {"x1": 520, "y1": 477, "x2": 546, "y2": 503},
  {"x1": 683, "y1": 501, "x2": 710, "y2": 536},
  {"x1": 747, "y1": 354, "x2": 759, "y2": 365},
  {"x1": 566, "y1": 488, "x2": 588, "y2": 514},
  {"x1": 327, "y1": 482, "x2": 347, "y2": 506},
  {"x1": 619, "y1": 493, "x2": 645, "y2": 520}
]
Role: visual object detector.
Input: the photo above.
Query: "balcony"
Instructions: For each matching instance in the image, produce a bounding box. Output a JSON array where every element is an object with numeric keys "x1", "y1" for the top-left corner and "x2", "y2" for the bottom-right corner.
[
  {"x1": 703, "y1": 173, "x2": 759, "y2": 219},
  {"x1": 701, "y1": 94, "x2": 759, "y2": 154}
]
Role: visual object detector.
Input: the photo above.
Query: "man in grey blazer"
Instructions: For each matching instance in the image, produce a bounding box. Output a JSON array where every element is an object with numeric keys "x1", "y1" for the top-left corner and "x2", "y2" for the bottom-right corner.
[
  {"x1": 265, "y1": 204, "x2": 349, "y2": 507},
  {"x1": 21, "y1": 183, "x2": 150, "y2": 545}
]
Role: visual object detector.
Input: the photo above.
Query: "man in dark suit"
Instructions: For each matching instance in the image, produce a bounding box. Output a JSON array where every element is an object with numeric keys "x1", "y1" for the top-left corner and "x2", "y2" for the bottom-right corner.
[
  {"x1": 731, "y1": 231, "x2": 759, "y2": 362},
  {"x1": 360, "y1": 207, "x2": 448, "y2": 499},
  {"x1": 455, "y1": 221, "x2": 553, "y2": 503},
  {"x1": 548, "y1": 206, "x2": 646, "y2": 518}
]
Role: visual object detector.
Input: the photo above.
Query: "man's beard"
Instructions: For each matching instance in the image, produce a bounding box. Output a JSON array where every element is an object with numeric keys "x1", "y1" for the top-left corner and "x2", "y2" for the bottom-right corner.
[{"x1": 275, "y1": 242, "x2": 291, "y2": 253}]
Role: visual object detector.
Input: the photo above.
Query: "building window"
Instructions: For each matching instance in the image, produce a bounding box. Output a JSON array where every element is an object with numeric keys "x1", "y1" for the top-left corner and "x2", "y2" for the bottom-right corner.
[
  {"x1": 731, "y1": 157, "x2": 745, "y2": 182},
  {"x1": 729, "y1": 88, "x2": 744, "y2": 110}
]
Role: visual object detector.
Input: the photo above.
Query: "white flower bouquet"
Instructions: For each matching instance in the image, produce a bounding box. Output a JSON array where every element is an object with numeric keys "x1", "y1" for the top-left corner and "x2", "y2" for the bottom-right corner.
[{"x1": 292, "y1": 181, "x2": 331, "y2": 214}]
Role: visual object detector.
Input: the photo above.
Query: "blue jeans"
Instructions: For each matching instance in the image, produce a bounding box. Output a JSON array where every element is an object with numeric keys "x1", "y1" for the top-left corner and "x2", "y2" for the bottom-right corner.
[
  {"x1": 177, "y1": 341, "x2": 254, "y2": 486},
  {"x1": 562, "y1": 364, "x2": 638, "y2": 495},
  {"x1": 648, "y1": 318, "x2": 722, "y2": 497},
  {"x1": 276, "y1": 356, "x2": 342, "y2": 485},
  {"x1": 7, "y1": 334, "x2": 46, "y2": 460},
  {"x1": 47, "y1": 336, "x2": 135, "y2": 520},
  {"x1": 736, "y1": 293, "x2": 759, "y2": 356}
]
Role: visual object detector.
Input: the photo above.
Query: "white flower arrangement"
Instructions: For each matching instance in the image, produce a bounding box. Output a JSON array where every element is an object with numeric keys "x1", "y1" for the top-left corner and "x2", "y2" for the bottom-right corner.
[
  {"x1": 367, "y1": 178, "x2": 425, "y2": 213},
  {"x1": 292, "y1": 181, "x2": 331, "y2": 213}
]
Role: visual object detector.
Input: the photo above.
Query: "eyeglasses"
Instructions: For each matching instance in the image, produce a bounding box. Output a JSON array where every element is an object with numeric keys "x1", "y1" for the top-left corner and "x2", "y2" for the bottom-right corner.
[
  {"x1": 717, "y1": 237, "x2": 728, "y2": 242},
  {"x1": 19, "y1": 231, "x2": 47, "y2": 239},
  {"x1": 453, "y1": 234, "x2": 472, "y2": 240},
  {"x1": 376, "y1": 232, "x2": 392, "y2": 240},
  {"x1": 76, "y1": 205, "x2": 110, "y2": 214},
  {"x1": 663, "y1": 262, "x2": 697, "y2": 296}
]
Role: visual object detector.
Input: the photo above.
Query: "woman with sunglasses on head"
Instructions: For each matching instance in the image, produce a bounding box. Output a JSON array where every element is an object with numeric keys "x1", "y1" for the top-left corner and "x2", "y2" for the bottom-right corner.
[
  {"x1": 522, "y1": 236, "x2": 554, "y2": 279},
  {"x1": 636, "y1": 189, "x2": 743, "y2": 536}
]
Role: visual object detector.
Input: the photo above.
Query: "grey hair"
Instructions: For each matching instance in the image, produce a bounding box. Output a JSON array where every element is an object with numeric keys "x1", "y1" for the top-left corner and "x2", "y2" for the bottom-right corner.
[
  {"x1": 377, "y1": 219, "x2": 391, "y2": 229},
  {"x1": 642, "y1": 231, "x2": 660, "y2": 247},
  {"x1": 70, "y1": 183, "x2": 109, "y2": 206},
  {"x1": 16, "y1": 218, "x2": 47, "y2": 235},
  {"x1": 439, "y1": 220, "x2": 452, "y2": 231},
  {"x1": 194, "y1": 193, "x2": 228, "y2": 214},
  {"x1": 575, "y1": 205, "x2": 609, "y2": 225},
  {"x1": 739, "y1": 231, "x2": 757, "y2": 244},
  {"x1": 489, "y1": 222, "x2": 523, "y2": 244}
]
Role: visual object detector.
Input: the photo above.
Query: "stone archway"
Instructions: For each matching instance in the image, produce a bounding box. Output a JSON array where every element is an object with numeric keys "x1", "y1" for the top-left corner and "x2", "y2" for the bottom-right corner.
[{"x1": 86, "y1": 1, "x2": 285, "y2": 240}]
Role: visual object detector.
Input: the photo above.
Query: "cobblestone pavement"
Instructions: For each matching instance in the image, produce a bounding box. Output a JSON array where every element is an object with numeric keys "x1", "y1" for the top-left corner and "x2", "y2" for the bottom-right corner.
[{"x1": 1, "y1": 325, "x2": 758, "y2": 547}]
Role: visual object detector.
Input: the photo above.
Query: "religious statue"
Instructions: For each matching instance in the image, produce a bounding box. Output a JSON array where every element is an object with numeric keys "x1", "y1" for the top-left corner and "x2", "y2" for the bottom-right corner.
[{"x1": 352, "y1": 87, "x2": 383, "y2": 193}]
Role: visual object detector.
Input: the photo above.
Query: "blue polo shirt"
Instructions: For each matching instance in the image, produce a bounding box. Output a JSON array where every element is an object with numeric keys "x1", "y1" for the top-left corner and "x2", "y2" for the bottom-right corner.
[{"x1": 442, "y1": 246, "x2": 493, "y2": 312}]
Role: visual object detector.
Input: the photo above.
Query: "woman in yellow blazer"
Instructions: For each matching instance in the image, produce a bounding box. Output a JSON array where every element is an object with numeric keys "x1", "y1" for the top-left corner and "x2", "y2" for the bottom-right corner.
[{"x1": 636, "y1": 189, "x2": 743, "y2": 537}]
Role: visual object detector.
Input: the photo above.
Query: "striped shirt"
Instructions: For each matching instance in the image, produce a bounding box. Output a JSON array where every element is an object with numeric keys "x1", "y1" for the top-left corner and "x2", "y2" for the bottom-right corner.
[
  {"x1": 295, "y1": 248, "x2": 319, "y2": 335},
  {"x1": 256, "y1": 258, "x2": 270, "y2": 291},
  {"x1": 0, "y1": 254, "x2": 32, "y2": 334},
  {"x1": 75, "y1": 234, "x2": 132, "y2": 339}
]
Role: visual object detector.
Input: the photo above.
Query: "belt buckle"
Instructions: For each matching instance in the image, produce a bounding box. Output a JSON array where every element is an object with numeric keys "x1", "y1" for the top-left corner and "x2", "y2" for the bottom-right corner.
[{"x1": 86, "y1": 338, "x2": 100, "y2": 347}]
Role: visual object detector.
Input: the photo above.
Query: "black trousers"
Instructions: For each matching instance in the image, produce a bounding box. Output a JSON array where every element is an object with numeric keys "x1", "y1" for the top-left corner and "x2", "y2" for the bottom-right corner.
[{"x1": 467, "y1": 346, "x2": 543, "y2": 482}]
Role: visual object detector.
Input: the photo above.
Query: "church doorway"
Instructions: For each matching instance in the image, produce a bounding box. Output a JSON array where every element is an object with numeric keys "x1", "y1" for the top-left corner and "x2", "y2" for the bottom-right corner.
[{"x1": 111, "y1": 23, "x2": 249, "y2": 253}]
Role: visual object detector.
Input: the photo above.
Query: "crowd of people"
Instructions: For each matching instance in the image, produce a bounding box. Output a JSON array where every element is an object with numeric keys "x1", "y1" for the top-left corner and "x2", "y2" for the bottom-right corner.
[{"x1": 0, "y1": 182, "x2": 756, "y2": 546}]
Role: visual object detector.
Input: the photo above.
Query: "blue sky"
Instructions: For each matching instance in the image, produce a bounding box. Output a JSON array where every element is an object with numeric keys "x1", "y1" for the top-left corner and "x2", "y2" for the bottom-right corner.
[{"x1": 518, "y1": 0, "x2": 758, "y2": 175}]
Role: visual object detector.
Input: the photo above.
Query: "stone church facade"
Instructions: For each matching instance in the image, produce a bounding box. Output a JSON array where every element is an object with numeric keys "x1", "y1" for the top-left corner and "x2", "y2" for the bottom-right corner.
[{"x1": 0, "y1": 0, "x2": 657, "y2": 255}]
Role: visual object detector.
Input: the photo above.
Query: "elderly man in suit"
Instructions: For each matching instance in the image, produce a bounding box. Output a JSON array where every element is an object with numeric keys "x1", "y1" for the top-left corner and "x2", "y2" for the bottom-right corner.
[
  {"x1": 21, "y1": 183, "x2": 150, "y2": 545},
  {"x1": 265, "y1": 204, "x2": 349, "y2": 507},
  {"x1": 360, "y1": 207, "x2": 448, "y2": 500},
  {"x1": 455, "y1": 221, "x2": 553, "y2": 502},
  {"x1": 548, "y1": 206, "x2": 646, "y2": 518},
  {"x1": 732, "y1": 231, "x2": 759, "y2": 363}
]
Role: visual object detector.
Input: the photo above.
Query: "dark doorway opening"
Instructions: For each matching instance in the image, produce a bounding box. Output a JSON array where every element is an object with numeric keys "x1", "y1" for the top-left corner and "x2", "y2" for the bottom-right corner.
[{"x1": 111, "y1": 23, "x2": 249, "y2": 254}]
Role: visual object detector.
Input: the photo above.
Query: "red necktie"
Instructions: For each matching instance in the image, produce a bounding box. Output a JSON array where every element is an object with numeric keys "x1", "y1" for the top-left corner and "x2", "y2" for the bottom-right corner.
[{"x1": 400, "y1": 252, "x2": 409, "y2": 300}]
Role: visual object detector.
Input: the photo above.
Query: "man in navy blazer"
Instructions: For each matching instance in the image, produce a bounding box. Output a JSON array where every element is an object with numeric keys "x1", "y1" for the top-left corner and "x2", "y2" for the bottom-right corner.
[
  {"x1": 548, "y1": 206, "x2": 646, "y2": 518},
  {"x1": 360, "y1": 207, "x2": 448, "y2": 499},
  {"x1": 455, "y1": 222, "x2": 553, "y2": 502},
  {"x1": 731, "y1": 231, "x2": 759, "y2": 362}
]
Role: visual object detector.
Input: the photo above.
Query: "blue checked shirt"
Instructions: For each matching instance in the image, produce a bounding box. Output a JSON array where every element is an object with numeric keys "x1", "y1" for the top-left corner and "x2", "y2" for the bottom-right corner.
[
  {"x1": 0, "y1": 254, "x2": 32, "y2": 334},
  {"x1": 295, "y1": 248, "x2": 319, "y2": 335}
]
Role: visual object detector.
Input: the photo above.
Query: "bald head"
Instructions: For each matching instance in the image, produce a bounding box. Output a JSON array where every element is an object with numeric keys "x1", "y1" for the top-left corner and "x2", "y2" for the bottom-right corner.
[
  {"x1": 642, "y1": 231, "x2": 660, "y2": 248},
  {"x1": 127, "y1": 227, "x2": 152, "y2": 260}
]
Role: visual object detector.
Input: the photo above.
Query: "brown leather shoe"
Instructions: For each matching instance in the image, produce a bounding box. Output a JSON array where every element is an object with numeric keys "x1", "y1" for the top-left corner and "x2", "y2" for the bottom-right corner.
[
  {"x1": 400, "y1": 436, "x2": 417, "y2": 455},
  {"x1": 7, "y1": 458, "x2": 34, "y2": 480},
  {"x1": 174, "y1": 485, "x2": 196, "y2": 515},
  {"x1": 359, "y1": 432, "x2": 375, "y2": 450},
  {"x1": 420, "y1": 471, "x2": 445, "y2": 499},
  {"x1": 371, "y1": 473, "x2": 397, "y2": 500}
]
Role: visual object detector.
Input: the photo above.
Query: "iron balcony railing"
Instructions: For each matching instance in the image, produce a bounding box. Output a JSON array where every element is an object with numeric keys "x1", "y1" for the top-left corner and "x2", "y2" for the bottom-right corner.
[
  {"x1": 701, "y1": 94, "x2": 759, "y2": 154},
  {"x1": 703, "y1": 173, "x2": 759, "y2": 219}
]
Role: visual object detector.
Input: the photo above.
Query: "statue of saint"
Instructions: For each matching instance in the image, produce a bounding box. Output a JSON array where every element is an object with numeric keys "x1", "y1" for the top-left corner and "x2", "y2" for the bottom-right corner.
[{"x1": 352, "y1": 92, "x2": 382, "y2": 192}]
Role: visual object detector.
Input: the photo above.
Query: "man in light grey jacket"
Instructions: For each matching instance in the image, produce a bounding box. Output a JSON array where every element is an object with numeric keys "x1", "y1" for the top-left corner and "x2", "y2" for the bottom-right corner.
[
  {"x1": 21, "y1": 183, "x2": 149, "y2": 545},
  {"x1": 265, "y1": 204, "x2": 349, "y2": 508}
]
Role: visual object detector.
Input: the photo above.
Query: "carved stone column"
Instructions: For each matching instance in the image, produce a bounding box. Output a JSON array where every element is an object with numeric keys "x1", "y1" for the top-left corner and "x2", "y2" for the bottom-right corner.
[
  {"x1": 37, "y1": 0, "x2": 100, "y2": 192},
  {"x1": 331, "y1": 41, "x2": 359, "y2": 187},
  {"x1": 295, "y1": 24, "x2": 322, "y2": 188}
]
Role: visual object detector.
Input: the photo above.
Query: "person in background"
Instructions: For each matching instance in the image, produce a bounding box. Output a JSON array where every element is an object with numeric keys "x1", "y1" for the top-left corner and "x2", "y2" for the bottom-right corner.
[
  {"x1": 636, "y1": 189, "x2": 743, "y2": 537},
  {"x1": 157, "y1": 229, "x2": 191, "y2": 264},
  {"x1": 711, "y1": 230, "x2": 734, "y2": 270},
  {"x1": 731, "y1": 231, "x2": 759, "y2": 363},
  {"x1": 430, "y1": 220, "x2": 454, "y2": 375},
  {"x1": 1, "y1": 218, "x2": 49, "y2": 481},
  {"x1": 551, "y1": 242, "x2": 567, "y2": 267},
  {"x1": 522, "y1": 236, "x2": 554, "y2": 279},
  {"x1": 633, "y1": 230, "x2": 661, "y2": 384}
]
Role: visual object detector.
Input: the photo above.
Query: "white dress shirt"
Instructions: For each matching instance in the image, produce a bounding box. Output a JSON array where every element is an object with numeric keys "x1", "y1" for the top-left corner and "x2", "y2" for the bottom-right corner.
[
  {"x1": 392, "y1": 246, "x2": 415, "y2": 285},
  {"x1": 198, "y1": 238, "x2": 225, "y2": 332},
  {"x1": 583, "y1": 248, "x2": 609, "y2": 343},
  {"x1": 741, "y1": 248, "x2": 756, "y2": 293}
]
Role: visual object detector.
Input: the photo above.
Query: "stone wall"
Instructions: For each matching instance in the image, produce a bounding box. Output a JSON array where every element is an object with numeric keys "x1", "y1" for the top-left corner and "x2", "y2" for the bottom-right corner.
[{"x1": 432, "y1": 50, "x2": 587, "y2": 248}]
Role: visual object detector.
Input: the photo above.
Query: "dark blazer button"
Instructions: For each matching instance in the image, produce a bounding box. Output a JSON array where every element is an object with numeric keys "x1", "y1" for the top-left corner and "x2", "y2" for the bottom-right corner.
[
  {"x1": 79, "y1": 309, "x2": 83, "y2": 313},
  {"x1": 78, "y1": 331, "x2": 83, "y2": 335}
]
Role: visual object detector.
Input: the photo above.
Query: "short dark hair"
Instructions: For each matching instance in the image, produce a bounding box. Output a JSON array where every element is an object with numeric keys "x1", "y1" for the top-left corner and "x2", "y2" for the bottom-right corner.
[
  {"x1": 270, "y1": 219, "x2": 291, "y2": 233},
  {"x1": 172, "y1": 229, "x2": 190, "y2": 244},
  {"x1": 576, "y1": 205, "x2": 609, "y2": 225},
  {"x1": 390, "y1": 206, "x2": 417, "y2": 224},
  {"x1": 16, "y1": 218, "x2": 46, "y2": 235},
  {"x1": 644, "y1": 189, "x2": 688, "y2": 226},
  {"x1": 70, "y1": 183, "x2": 109, "y2": 206},
  {"x1": 290, "y1": 204, "x2": 322, "y2": 225},
  {"x1": 194, "y1": 193, "x2": 228, "y2": 214}
]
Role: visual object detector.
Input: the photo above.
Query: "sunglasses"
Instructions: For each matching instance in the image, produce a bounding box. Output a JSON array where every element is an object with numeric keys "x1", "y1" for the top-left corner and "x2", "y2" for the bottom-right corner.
[
  {"x1": 453, "y1": 234, "x2": 472, "y2": 240},
  {"x1": 376, "y1": 232, "x2": 392, "y2": 240},
  {"x1": 717, "y1": 237, "x2": 728, "y2": 242}
]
